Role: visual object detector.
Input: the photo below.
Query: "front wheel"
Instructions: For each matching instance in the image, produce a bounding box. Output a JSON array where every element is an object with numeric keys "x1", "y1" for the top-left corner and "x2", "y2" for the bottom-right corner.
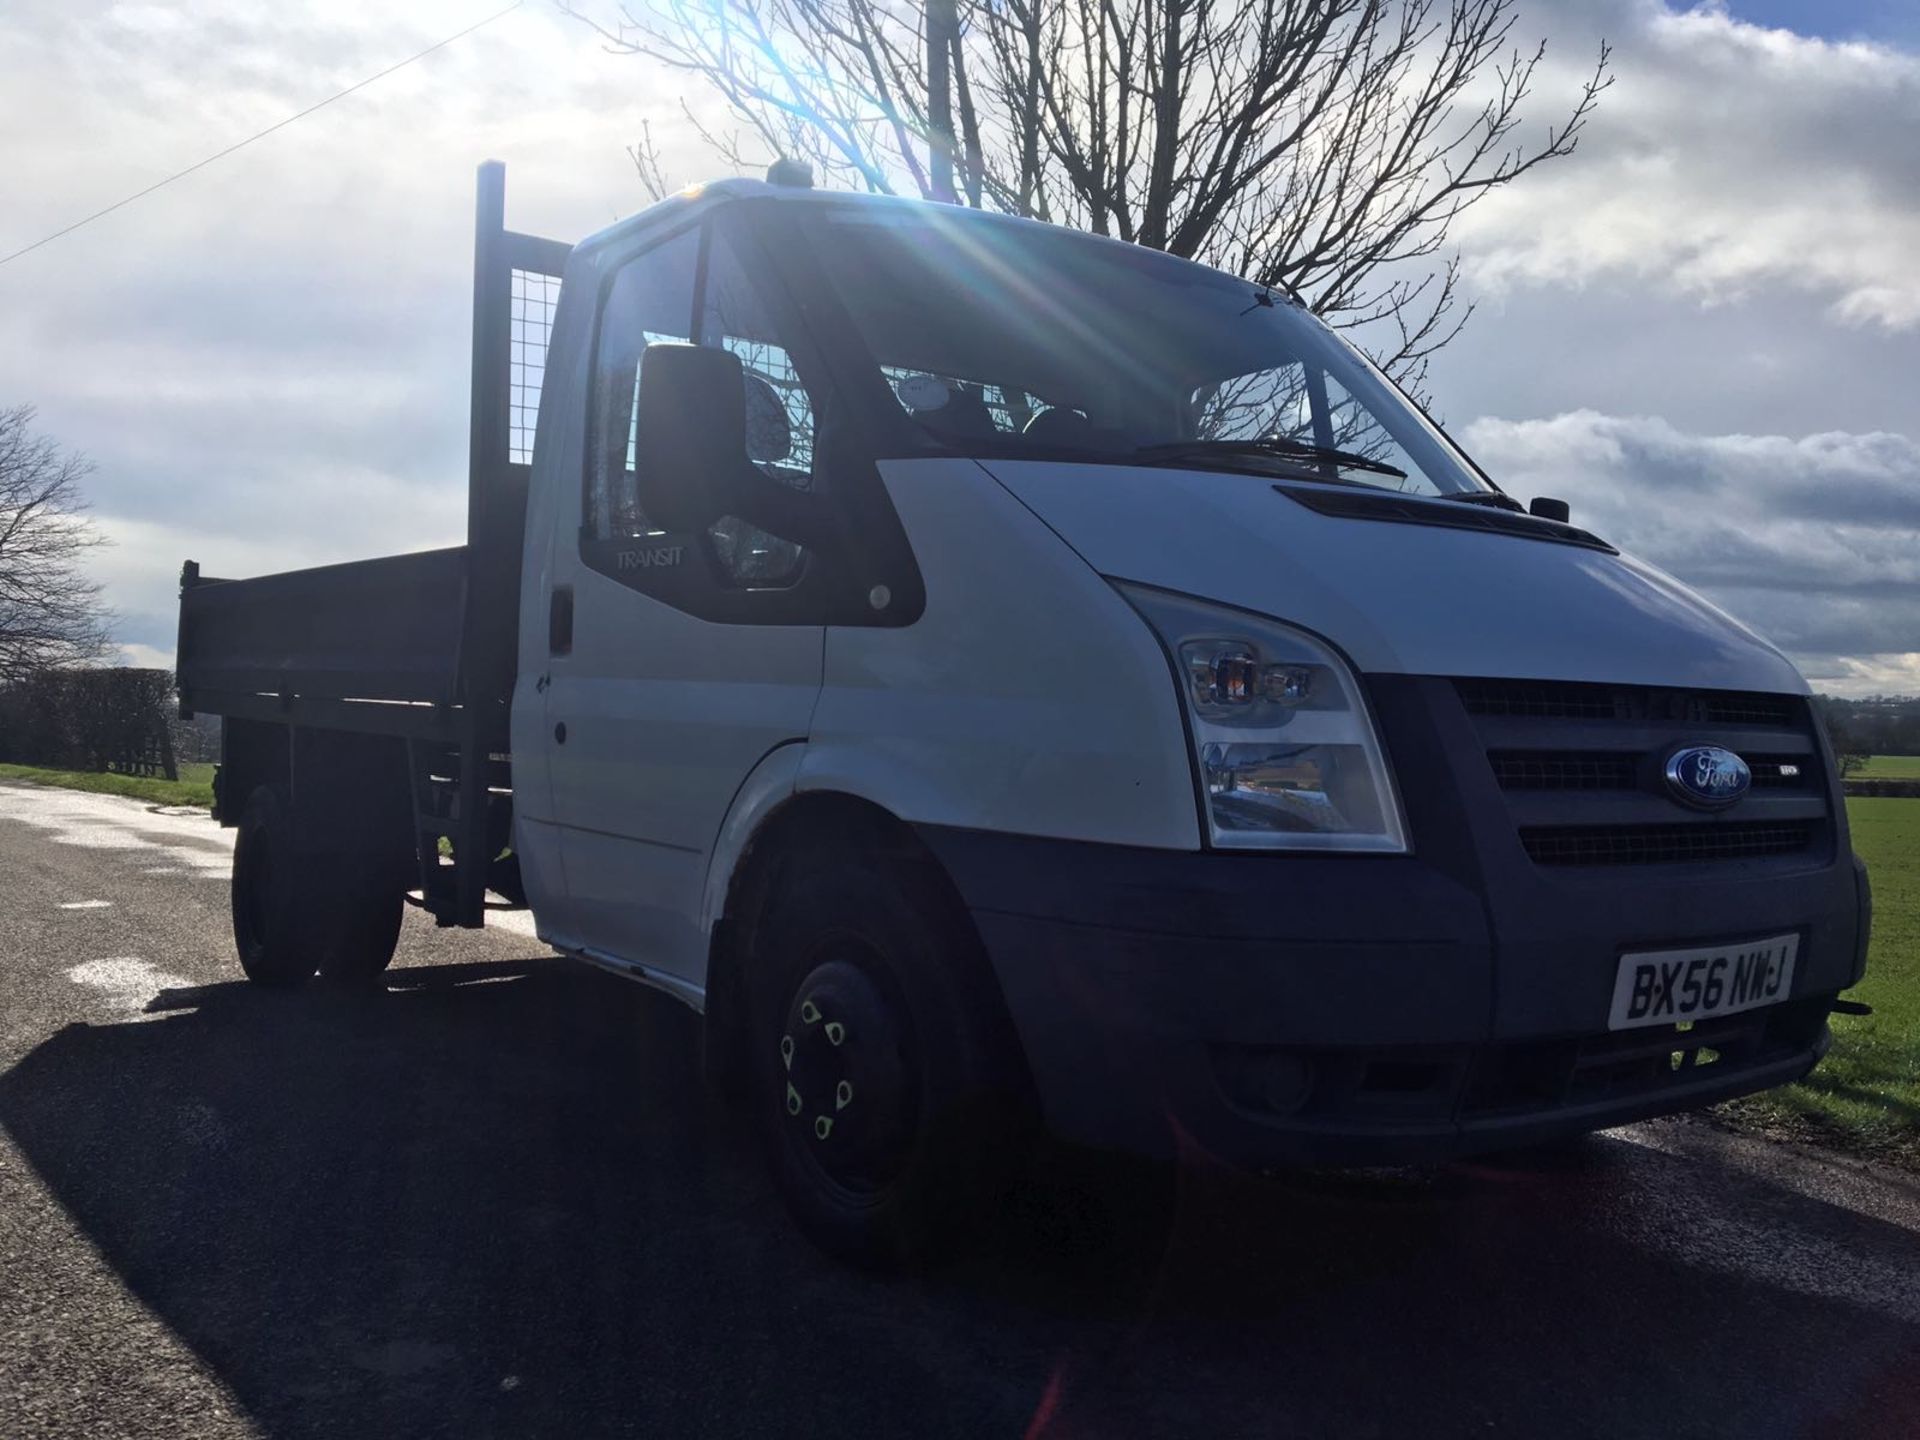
[{"x1": 749, "y1": 847, "x2": 1031, "y2": 1269}]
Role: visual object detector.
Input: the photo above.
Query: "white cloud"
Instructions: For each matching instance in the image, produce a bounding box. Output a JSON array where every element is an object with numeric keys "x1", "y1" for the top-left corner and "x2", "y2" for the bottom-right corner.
[
  {"x1": 1813, "y1": 651, "x2": 1920, "y2": 695},
  {"x1": 0, "y1": 0, "x2": 710, "y2": 666},
  {"x1": 116, "y1": 642, "x2": 176, "y2": 671},
  {"x1": 1464, "y1": 408, "x2": 1920, "y2": 695},
  {"x1": 1458, "y1": 1, "x2": 1920, "y2": 331}
]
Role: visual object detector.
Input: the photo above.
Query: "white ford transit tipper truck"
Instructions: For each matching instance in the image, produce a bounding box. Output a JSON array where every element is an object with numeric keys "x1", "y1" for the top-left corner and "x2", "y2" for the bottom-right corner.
[{"x1": 177, "y1": 163, "x2": 1871, "y2": 1265}]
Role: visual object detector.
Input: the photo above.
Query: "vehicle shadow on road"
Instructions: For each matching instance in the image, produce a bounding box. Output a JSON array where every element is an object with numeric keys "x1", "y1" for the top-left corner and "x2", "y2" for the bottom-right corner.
[{"x1": 3, "y1": 952, "x2": 1918, "y2": 1439}]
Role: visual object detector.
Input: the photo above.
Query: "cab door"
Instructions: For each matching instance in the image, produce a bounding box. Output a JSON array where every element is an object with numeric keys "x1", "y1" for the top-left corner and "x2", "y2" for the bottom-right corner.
[{"x1": 542, "y1": 214, "x2": 834, "y2": 990}]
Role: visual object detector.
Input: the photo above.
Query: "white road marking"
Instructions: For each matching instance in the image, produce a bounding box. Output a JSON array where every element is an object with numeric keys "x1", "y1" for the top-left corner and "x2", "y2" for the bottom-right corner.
[
  {"x1": 65, "y1": 957, "x2": 196, "y2": 1022},
  {"x1": 57, "y1": 899, "x2": 113, "y2": 909}
]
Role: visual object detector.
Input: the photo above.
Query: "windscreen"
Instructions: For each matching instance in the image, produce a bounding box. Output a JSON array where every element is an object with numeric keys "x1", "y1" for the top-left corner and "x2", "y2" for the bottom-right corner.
[{"x1": 802, "y1": 205, "x2": 1488, "y2": 497}]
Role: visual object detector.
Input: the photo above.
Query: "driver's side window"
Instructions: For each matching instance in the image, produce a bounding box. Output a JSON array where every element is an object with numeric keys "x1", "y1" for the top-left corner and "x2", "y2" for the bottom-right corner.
[
  {"x1": 695, "y1": 231, "x2": 817, "y2": 588},
  {"x1": 589, "y1": 226, "x2": 699, "y2": 543},
  {"x1": 588, "y1": 224, "x2": 823, "y2": 593}
]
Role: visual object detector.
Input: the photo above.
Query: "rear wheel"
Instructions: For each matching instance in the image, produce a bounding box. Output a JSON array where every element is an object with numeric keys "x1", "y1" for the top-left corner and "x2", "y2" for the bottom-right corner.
[
  {"x1": 231, "y1": 785, "x2": 318, "y2": 988},
  {"x1": 749, "y1": 847, "x2": 1030, "y2": 1269},
  {"x1": 312, "y1": 886, "x2": 403, "y2": 985},
  {"x1": 231, "y1": 784, "x2": 404, "y2": 988}
]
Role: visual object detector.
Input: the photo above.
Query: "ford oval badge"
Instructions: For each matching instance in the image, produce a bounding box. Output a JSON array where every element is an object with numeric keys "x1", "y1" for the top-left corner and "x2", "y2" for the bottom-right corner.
[{"x1": 1664, "y1": 745, "x2": 1751, "y2": 809}]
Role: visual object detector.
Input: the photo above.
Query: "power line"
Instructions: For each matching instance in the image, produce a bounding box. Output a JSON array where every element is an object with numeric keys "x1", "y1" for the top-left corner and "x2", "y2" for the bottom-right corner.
[{"x1": 0, "y1": 0, "x2": 523, "y2": 270}]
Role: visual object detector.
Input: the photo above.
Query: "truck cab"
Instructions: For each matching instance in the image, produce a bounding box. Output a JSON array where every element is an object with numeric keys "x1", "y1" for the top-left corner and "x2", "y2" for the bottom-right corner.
[{"x1": 179, "y1": 164, "x2": 1870, "y2": 1266}]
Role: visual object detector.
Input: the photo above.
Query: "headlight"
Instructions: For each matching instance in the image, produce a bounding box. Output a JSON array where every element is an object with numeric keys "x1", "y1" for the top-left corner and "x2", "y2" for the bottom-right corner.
[{"x1": 1116, "y1": 582, "x2": 1407, "y2": 852}]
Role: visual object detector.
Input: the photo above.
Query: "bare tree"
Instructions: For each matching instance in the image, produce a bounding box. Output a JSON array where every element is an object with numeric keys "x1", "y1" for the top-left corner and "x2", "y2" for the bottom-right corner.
[
  {"x1": 565, "y1": 0, "x2": 1610, "y2": 397},
  {"x1": 628, "y1": 118, "x2": 676, "y2": 200},
  {"x1": 0, "y1": 405, "x2": 111, "y2": 685}
]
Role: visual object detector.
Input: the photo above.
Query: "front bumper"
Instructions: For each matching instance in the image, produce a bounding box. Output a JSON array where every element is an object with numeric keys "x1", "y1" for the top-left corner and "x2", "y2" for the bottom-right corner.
[
  {"x1": 918, "y1": 676, "x2": 1869, "y2": 1166},
  {"x1": 932, "y1": 833, "x2": 1856, "y2": 1165}
]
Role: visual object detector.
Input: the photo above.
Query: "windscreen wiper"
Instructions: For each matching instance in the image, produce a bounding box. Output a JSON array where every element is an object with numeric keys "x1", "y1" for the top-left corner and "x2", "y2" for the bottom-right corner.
[{"x1": 1134, "y1": 437, "x2": 1408, "y2": 480}]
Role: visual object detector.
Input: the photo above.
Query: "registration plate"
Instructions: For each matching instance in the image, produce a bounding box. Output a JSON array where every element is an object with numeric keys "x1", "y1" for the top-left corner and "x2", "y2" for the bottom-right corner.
[{"x1": 1607, "y1": 933, "x2": 1799, "y2": 1031}]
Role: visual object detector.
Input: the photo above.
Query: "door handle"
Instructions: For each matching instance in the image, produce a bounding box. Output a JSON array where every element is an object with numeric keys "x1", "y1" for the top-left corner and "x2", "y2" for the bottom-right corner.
[{"x1": 548, "y1": 585, "x2": 574, "y2": 656}]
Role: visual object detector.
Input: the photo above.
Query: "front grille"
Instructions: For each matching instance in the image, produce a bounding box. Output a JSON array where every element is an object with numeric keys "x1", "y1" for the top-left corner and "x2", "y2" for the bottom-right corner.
[
  {"x1": 1520, "y1": 821, "x2": 1813, "y2": 866},
  {"x1": 1748, "y1": 756, "x2": 1812, "y2": 788},
  {"x1": 1489, "y1": 751, "x2": 1637, "y2": 789},
  {"x1": 1458, "y1": 678, "x2": 1797, "y2": 728},
  {"x1": 1489, "y1": 751, "x2": 1814, "y2": 795},
  {"x1": 1460, "y1": 679, "x2": 1628, "y2": 721},
  {"x1": 1456, "y1": 678, "x2": 1829, "y2": 868},
  {"x1": 1699, "y1": 694, "x2": 1799, "y2": 726}
]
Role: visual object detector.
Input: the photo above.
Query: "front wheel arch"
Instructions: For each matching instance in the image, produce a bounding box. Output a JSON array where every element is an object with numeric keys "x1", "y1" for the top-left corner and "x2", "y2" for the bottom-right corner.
[{"x1": 702, "y1": 793, "x2": 1031, "y2": 1112}]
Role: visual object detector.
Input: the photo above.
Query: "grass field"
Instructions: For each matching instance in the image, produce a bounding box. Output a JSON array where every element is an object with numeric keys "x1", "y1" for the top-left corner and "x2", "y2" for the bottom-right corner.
[
  {"x1": 1716, "y1": 796, "x2": 1919, "y2": 1166},
  {"x1": 1856, "y1": 754, "x2": 1920, "y2": 779},
  {"x1": 0, "y1": 762, "x2": 215, "y2": 808}
]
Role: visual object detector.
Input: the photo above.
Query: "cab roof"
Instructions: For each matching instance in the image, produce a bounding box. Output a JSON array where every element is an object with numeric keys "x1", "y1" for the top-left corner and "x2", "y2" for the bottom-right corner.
[{"x1": 569, "y1": 174, "x2": 1162, "y2": 277}]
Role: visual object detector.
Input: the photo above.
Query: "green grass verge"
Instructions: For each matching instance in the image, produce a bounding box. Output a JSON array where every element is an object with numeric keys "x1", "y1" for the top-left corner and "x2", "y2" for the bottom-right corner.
[
  {"x1": 1715, "y1": 796, "x2": 1919, "y2": 1167},
  {"x1": 0, "y1": 762, "x2": 215, "y2": 808},
  {"x1": 1857, "y1": 754, "x2": 1920, "y2": 779}
]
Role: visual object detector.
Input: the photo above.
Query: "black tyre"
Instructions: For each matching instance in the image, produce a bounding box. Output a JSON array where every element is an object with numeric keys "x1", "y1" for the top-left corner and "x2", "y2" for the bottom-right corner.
[
  {"x1": 231, "y1": 784, "x2": 404, "y2": 988},
  {"x1": 231, "y1": 785, "x2": 319, "y2": 988},
  {"x1": 311, "y1": 885, "x2": 404, "y2": 985},
  {"x1": 748, "y1": 846, "x2": 1030, "y2": 1269}
]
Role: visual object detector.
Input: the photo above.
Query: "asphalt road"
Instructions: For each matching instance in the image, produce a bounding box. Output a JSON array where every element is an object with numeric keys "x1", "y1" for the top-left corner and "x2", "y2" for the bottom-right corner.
[{"x1": 2, "y1": 780, "x2": 1918, "y2": 1439}]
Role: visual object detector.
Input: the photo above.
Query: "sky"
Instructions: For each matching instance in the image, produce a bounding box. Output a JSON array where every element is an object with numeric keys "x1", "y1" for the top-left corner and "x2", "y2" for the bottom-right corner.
[{"x1": 0, "y1": 0, "x2": 1915, "y2": 695}]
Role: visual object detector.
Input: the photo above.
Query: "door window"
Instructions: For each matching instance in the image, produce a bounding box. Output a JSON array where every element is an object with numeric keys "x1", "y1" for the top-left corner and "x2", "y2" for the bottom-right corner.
[
  {"x1": 578, "y1": 210, "x2": 922, "y2": 627},
  {"x1": 696, "y1": 232, "x2": 820, "y2": 588},
  {"x1": 589, "y1": 226, "x2": 699, "y2": 542}
]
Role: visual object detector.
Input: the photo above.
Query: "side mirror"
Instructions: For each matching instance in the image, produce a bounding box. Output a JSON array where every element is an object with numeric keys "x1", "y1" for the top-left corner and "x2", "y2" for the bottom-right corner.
[
  {"x1": 633, "y1": 342, "x2": 837, "y2": 552},
  {"x1": 634, "y1": 343, "x2": 746, "y2": 534}
]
